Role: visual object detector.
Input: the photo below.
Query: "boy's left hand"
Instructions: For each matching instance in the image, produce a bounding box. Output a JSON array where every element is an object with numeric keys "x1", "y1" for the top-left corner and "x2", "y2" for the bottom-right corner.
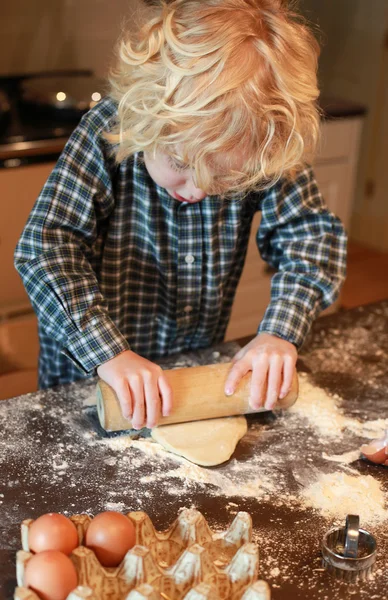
[{"x1": 224, "y1": 333, "x2": 297, "y2": 410}]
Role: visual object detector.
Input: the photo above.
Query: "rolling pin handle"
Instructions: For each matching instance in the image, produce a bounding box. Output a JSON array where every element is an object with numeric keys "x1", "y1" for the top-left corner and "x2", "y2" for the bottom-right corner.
[
  {"x1": 96, "y1": 383, "x2": 107, "y2": 429},
  {"x1": 96, "y1": 364, "x2": 299, "y2": 432},
  {"x1": 96, "y1": 380, "x2": 134, "y2": 431}
]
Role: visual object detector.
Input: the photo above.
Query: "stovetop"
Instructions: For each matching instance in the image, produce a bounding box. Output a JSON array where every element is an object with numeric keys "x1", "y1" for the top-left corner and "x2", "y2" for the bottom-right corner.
[{"x1": 0, "y1": 71, "x2": 96, "y2": 166}]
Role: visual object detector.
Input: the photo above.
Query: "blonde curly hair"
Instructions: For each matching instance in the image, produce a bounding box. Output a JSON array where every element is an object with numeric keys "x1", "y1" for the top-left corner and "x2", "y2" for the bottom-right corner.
[{"x1": 108, "y1": 0, "x2": 320, "y2": 196}]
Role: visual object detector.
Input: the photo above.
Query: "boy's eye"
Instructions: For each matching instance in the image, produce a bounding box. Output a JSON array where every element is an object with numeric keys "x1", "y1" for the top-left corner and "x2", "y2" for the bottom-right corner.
[{"x1": 168, "y1": 156, "x2": 189, "y2": 172}]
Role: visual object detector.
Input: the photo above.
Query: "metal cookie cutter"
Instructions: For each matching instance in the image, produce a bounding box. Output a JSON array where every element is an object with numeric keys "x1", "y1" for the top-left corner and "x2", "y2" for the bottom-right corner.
[{"x1": 322, "y1": 515, "x2": 377, "y2": 582}]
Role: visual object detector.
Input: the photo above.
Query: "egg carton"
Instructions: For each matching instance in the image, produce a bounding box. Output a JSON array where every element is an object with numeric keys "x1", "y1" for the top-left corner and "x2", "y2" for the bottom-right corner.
[{"x1": 15, "y1": 508, "x2": 270, "y2": 600}]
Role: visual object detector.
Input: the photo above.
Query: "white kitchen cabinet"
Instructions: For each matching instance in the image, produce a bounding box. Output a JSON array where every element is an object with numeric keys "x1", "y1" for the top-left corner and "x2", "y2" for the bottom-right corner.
[
  {"x1": 225, "y1": 116, "x2": 364, "y2": 341},
  {"x1": 314, "y1": 117, "x2": 363, "y2": 225},
  {"x1": 313, "y1": 163, "x2": 353, "y2": 228}
]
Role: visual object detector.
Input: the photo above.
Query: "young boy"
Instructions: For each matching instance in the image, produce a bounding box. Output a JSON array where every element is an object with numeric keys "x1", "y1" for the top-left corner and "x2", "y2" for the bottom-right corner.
[{"x1": 15, "y1": 0, "x2": 346, "y2": 430}]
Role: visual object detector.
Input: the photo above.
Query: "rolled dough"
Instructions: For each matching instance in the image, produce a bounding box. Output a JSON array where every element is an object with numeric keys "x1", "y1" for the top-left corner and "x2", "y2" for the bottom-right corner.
[{"x1": 151, "y1": 416, "x2": 248, "y2": 466}]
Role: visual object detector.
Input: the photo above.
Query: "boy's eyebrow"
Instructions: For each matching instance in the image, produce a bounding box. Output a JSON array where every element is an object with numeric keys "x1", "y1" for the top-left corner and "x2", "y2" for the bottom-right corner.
[
  {"x1": 169, "y1": 151, "x2": 246, "y2": 191},
  {"x1": 171, "y1": 153, "x2": 230, "y2": 175}
]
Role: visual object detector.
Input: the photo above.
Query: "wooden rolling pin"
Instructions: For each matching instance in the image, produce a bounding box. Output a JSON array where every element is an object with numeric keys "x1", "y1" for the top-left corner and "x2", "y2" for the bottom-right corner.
[{"x1": 96, "y1": 362, "x2": 299, "y2": 431}]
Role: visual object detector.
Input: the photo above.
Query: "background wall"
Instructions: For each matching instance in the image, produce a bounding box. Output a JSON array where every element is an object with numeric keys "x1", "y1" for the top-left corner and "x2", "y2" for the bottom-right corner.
[
  {"x1": 0, "y1": 0, "x2": 142, "y2": 77},
  {"x1": 301, "y1": 0, "x2": 388, "y2": 250}
]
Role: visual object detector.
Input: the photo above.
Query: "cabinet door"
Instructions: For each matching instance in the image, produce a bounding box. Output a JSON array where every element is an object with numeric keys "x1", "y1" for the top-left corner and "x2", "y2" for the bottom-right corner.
[
  {"x1": 0, "y1": 162, "x2": 56, "y2": 312},
  {"x1": 313, "y1": 162, "x2": 353, "y2": 227},
  {"x1": 317, "y1": 119, "x2": 360, "y2": 162},
  {"x1": 315, "y1": 117, "x2": 363, "y2": 230},
  {"x1": 0, "y1": 313, "x2": 39, "y2": 398},
  {"x1": 0, "y1": 370, "x2": 38, "y2": 400},
  {"x1": 0, "y1": 313, "x2": 39, "y2": 374},
  {"x1": 224, "y1": 213, "x2": 271, "y2": 341}
]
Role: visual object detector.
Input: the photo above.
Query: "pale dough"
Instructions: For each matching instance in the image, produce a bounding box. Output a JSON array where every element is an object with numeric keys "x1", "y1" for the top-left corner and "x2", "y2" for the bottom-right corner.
[{"x1": 151, "y1": 416, "x2": 248, "y2": 466}]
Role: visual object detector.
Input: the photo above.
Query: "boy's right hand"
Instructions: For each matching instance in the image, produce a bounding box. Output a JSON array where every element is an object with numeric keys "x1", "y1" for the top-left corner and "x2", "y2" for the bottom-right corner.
[{"x1": 97, "y1": 350, "x2": 173, "y2": 430}]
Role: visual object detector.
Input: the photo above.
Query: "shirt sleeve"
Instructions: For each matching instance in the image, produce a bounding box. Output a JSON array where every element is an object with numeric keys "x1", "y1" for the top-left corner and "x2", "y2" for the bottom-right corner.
[
  {"x1": 14, "y1": 108, "x2": 130, "y2": 374},
  {"x1": 256, "y1": 165, "x2": 347, "y2": 349}
]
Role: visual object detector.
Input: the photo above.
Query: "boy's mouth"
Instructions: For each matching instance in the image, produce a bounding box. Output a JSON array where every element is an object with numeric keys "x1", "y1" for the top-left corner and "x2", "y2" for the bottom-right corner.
[
  {"x1": 172, "y1": 191, "x2": 199, "y2": 204},
  {"x1": 173, "y1": 191, "x2": 189, "y2": 202}
]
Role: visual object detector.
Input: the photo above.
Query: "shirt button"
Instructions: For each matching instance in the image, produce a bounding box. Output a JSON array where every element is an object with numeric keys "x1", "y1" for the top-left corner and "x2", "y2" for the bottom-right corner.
[
  {"x1": 184, "y1": 305, "x2": 193, "y2": 313},
  {"x1": 185, "y1": 254, "x2": 195, "y2": 264}
]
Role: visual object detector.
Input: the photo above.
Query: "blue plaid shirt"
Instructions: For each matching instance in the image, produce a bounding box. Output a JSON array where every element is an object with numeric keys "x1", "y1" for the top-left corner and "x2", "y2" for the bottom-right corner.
[{"x1": 15, "y1": 98, "x2": 347, "y2": 389}]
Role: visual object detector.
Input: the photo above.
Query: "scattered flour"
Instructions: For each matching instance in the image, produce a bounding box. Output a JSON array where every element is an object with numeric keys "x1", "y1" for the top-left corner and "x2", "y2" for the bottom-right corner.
[
  {"x1": 164, "y1": 462, "x2": 276, "y2": 498},
  {"x1": 290, "y1": 376, "x2": 349, "y2": 438},
  {"x1": 53, "y1": 460, "x2": 69, "y2": 470},
  {"x1": 291, "y1": 375, "x2": 388, "y2": 441},
  {"x1": 301, "y1": 472, "x2": 388, "y2": 525},
  {"x1": 322, "y1": 449, "x2": 361, "y2": 464},
  {"x1": 103, "y1": 436, "x2": 278, "y2": 500},
  {"x1": 356, "y1": 419, "x2": 388, "y2": 439},
  {"x1": 104, "y1": 501, "x2": 127, "y2": 512},
  {"x1": 99, "y1": 373, "x2": 388, "y2": 528}
]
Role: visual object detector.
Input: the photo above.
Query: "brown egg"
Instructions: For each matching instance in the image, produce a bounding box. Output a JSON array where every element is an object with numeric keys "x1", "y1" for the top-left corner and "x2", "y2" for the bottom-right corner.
[
  {"x1": 24, "y1": 550, "x2": 78, "y2": 600},
  {"x1": 361, "y1": 440, "x2": 388, "y2": 465},
  {"x1": 85, "y1": 511, "x2": 136, "y2": 567},
  {"x1": 29, "y1": 513, "x2": 79, "y2": 555}
]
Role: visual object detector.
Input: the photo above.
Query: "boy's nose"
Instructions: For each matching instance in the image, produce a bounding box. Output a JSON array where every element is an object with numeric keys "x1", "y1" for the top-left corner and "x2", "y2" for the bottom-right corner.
[{"x1": 189, "y1": 184, "x2": 207, "y2": 201}]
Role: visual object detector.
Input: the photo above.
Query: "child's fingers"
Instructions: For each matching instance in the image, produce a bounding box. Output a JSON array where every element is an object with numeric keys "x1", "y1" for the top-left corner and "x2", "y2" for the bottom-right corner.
[
  {"x1": 130, "y1": 375, "x2": 145, "y2": 430},
  {"x1": 231, "y1": 346, "x2": 246, "y2": 364},
  {"x1": 264, "y1": 355, "x2": 282, "y2": 410},
  {"x1": 158, "y1": 375, "x2": 173, "y2": 417},
  {"x1": 224, "y1": 360, "x2": 250, "y2": 396},
  {"x1": 144, "y1": 376, "x2": 161, "y2": 429},
  {"x1": 115, "y1": 379, "x2": 133, "y2": 420},
  {"x1": 280, "y1": 355, "x2": 296, "y2": 399},
  {"x1": 249, "y1": 355, "x2": 269, "y2": 409}
]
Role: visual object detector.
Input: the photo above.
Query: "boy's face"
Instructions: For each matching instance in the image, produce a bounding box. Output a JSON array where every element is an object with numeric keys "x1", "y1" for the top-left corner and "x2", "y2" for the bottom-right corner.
[{"x1": 144, "y1": 151, "x2": 207, "y2": 203}]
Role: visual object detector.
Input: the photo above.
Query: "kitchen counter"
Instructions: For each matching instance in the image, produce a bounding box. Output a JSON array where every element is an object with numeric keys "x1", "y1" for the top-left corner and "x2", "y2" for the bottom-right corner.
[
  {"x1": 319, "y1": 97, "x2": 367, "y2": 120},
  {"x1": 1, "y1": 302, "x2": 387, "y2": 600}
]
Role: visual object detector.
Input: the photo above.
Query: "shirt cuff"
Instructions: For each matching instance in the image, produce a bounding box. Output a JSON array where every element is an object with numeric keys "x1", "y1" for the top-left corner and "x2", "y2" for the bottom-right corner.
[
  {"x1": 63, "y1": 316, "x2": 130, "y2": 374},
  {"x1": 258, "y1": 299, "x2": 314, "y2": 349}
]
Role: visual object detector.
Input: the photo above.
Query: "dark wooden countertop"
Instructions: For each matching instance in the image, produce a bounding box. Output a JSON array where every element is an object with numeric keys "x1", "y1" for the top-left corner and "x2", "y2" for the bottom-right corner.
[
  {"x1": 1, "y1": 302, "x2": 387, "y2": 600},
  {"x1": 319, "y1": 96, "x2": 367, "y2": 120}
]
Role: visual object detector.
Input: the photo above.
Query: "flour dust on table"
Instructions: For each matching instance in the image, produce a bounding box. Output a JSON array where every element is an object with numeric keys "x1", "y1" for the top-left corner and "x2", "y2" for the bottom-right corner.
[
  {"x1": 100, "y1": 373, "x2": 388, "y2": 525},
  {"x1": 2, "y1": 326, "x2": 388, "y2": 599},
  {"x1": 96, "y1": 371, "x2": 388, "y2": 598}
]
